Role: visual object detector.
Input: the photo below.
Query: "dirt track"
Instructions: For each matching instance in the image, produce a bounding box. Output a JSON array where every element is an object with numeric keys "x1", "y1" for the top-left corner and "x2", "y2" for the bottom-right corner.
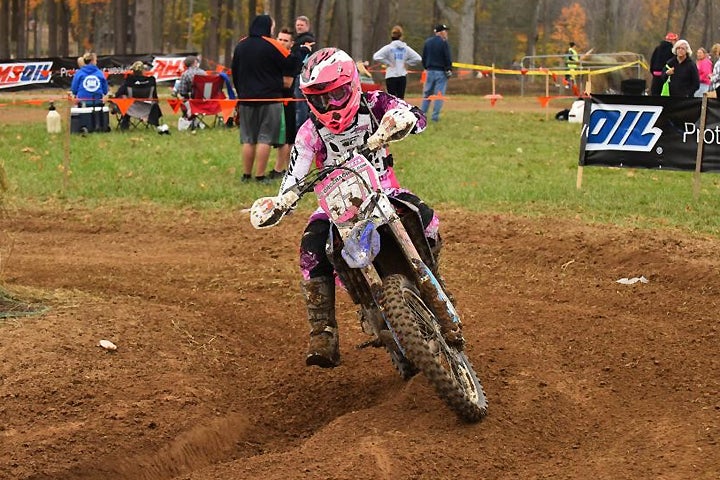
[{"x1": 1, "y1": 204, "x2": 719, "y2": 480}]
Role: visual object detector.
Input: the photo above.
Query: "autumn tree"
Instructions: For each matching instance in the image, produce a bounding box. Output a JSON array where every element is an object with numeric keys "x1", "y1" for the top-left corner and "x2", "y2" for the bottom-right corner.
[{"x1": 550, "y1": 2, "x2": 588, "y2": 52}]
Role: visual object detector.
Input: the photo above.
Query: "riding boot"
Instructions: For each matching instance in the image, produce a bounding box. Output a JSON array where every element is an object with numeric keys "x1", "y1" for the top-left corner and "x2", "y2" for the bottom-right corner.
[
  {"x1": 301, "y1": 276, "x2": 340, "y2": 368},
  {"x1": 430, "y1": 238, "x2": 464, "y2": 348}
]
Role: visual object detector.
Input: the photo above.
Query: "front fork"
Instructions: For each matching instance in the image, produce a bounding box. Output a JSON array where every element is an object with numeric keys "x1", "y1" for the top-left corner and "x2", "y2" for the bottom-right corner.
[{"x1": 355, "y1": 218, "x2": 461, "y2": 333}]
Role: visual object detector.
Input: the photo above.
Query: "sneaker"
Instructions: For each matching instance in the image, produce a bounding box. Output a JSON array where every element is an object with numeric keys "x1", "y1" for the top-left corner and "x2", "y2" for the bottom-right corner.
[
  {"x1": 240, "y1": 174, "x2": 252, "y2": 183},
  {"x1": 255, "y1": 176, "x2": 270, "y2": 184},
  {"x1": 306, "y1": 329, "x2": 340, "y2": 368},
  {"x1": 268, "y1": 169, "x2": 285, "y2": 180}
]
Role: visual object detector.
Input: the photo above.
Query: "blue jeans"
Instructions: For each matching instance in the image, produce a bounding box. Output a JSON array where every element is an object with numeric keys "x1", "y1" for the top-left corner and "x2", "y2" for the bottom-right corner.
[
  {"x1": 294, "y1": 77, "x2": 310, "y2": 128},
  {"x1": 421, "y1": 70, "x2": 448, "y2": 122}
]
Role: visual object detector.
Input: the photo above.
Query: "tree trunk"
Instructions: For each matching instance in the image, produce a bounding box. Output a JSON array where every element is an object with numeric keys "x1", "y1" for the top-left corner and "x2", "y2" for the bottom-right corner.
[
  {"x1": 135, "y1": 0, "x2": 154, "y2": 54},
  {"x1": 154, "y1": 0, "x2": 163, "y2": 53},
  {"x1": 315, "y1": 0, "x2": 325, "y2": 46},
  {"x1": 525, "y1": 0, "x2": 542, "y2": 57},
  {"x1": 248, "y1": 0, "x2": 256, "y2": 32},
  {"x1": 12, "y1": 0, "x2": 27, "y2": 58},
  {"x1": 46, "y1": 0, "x2": 57, "y2": 56},
  {"x1": 436, "y1": 0, "x2": 475, "y2": 64},
  {"x1": 665, "y1": 0, "x2": 675, "y2": 34},
  {"x1": 678, "y1": 0, "x2": 699, "y2": 38},
  {"x1": 1, "y1": 0, "x2": 11, "y2": 58},
  {"x1": 369, "y1": 0, "x2": 389, "y2": 61},
  {"x1": 202, "y1": 0, "x2": 220, "y2": 63},
  {"x1": 59, "y1": 0, "x2": 69, "y2": 56},
  {"x1": 223, "y1": 0, "x2": 235, "y2": 67},
  {"x1": 350, "y1": 0, "x2": 363, "y2": 59},
  {"x1": 113, "y1": 0, "x2": 128, "y2": 55},
  {"x1": 273, "y1": 0, "x2": 283, "y2": 30}
]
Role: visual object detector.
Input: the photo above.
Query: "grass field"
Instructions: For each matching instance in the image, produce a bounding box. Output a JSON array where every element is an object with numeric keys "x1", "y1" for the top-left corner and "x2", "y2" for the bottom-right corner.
[{"x1": 1, "y1": 96, "x2": 719, "y2": 235}]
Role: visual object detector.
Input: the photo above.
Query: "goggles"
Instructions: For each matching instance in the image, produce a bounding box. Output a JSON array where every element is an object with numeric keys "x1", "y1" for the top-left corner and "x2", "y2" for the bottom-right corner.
[{"x1": 305, "y1": 83, "x2": 352, "y2": 113}]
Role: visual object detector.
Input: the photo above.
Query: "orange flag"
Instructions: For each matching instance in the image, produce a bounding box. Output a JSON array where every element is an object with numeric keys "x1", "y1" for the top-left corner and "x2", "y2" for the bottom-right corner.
[
  {"x1": 218, "y1": 99, "x2": 238, "y2": 122},
  {"x1": 167, "y1": 98, "x2": 183, "y2": 113},
  {"x1": 537, "y1": 96, "x2": 552, "y2": 108},
  {"x1": 110, "y1": 98, "x2": 135, "y2": 116}
]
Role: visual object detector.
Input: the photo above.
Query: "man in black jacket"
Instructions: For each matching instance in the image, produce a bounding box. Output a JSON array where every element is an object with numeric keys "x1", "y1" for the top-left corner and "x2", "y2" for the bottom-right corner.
[
  {"x1": 231, "y1": 15, "x2": 293, "y2": 183},
  {"x1": 650, "y1": 32, "x2": 677, "y2": 95}
]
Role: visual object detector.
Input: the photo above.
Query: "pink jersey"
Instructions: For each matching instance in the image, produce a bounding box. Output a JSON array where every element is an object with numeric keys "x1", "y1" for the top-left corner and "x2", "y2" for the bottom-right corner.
[{"x1": 697, "y1": 58, "x2": 712, "y2": 86}]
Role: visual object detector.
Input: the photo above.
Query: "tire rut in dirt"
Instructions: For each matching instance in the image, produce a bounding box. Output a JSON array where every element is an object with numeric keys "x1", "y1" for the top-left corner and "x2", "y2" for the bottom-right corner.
[{"x1": 380, "y1": 274, "x2": 488, "y2": 422}]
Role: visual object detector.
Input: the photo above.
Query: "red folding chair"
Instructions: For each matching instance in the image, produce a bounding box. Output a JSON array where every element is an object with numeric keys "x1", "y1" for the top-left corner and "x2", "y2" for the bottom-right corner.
[{"x1": 188, "y1": 74, "x2": 226, "y2": 128}]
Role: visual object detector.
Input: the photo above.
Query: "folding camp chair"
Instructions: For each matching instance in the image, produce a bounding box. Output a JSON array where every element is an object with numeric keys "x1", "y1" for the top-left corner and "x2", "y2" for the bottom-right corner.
[
  {"x1": 111, "y1": 84, "x2": 157, "y2": 130},
  {"x1": 187, "y1": 74, "x2": 226, "y2": 128}
]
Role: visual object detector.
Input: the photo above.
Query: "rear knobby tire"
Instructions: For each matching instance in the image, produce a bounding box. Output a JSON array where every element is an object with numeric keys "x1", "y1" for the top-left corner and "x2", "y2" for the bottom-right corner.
[{"x1": 380, "y1": 274, "x2": 488, "y2": 422}]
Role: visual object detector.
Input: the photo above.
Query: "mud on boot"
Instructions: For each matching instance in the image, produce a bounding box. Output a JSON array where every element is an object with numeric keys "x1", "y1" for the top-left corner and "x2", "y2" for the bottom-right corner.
[
  {"x1": 301, "y1": 276, "x2": 340, "y2": 368},
  {"x1": 306, "y1": 325, "x2": 340, "y2": 368}
]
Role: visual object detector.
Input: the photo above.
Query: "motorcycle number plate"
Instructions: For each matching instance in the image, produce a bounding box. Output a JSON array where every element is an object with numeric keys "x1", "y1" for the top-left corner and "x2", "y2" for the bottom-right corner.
[{"x1": 315, "y1": 155, "x2": 381, "y2": 223}]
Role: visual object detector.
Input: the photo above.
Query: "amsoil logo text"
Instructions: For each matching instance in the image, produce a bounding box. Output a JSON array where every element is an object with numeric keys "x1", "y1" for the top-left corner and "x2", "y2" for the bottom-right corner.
[
  {"x1": 586, "y1": 104, "x2": 663, "y2": 152},
  {"x1": 0, "y1": 62, "x2": 53, "y2": 89},
  {"x1": 150, "y1": 57, "x2": 185, "y2": 81}
]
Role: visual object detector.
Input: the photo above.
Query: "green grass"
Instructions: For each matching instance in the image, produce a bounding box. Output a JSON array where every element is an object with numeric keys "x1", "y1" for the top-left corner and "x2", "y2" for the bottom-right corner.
[{"x1": 2, "y1": 103, "x2": 720, "y2": 235}]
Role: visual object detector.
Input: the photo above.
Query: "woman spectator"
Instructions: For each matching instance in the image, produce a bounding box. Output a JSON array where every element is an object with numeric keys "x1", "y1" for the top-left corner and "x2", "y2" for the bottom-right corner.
[
  {"x1": 664, "y1": 39, "x2": 699, "y2": 98},
  {"x1": 114, "y1": 61, "x2": 168, "y2": 133},
  {"x1": 372, "y1": 25, "x2": 422, "y2": 99},
  {"x1": 71, "y1": 52, "x2": 108, "y2": 106},
  {"x1": 710, "y1": 43, "x2": 720, "y2": 95},
  {"x1": 694, "y1": 47, "x2": 713, "y2": 97}
]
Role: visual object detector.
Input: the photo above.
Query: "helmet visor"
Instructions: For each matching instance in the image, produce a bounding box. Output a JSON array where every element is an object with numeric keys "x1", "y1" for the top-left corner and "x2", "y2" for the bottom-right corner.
[{"x1": 305, "y1": 84, "x2": 353, "y2": 114}]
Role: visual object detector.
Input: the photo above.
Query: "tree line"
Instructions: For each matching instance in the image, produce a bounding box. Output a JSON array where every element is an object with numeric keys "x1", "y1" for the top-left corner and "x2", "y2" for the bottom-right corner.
[{"x1": 1, "y1": 0, "x2": 718, "y2": 69}]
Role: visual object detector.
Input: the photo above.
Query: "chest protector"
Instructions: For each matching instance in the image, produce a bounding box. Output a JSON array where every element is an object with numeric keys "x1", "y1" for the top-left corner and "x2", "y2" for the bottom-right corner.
[{"x1": 314, "y1": 98, "x2": 389, "y2": 176}]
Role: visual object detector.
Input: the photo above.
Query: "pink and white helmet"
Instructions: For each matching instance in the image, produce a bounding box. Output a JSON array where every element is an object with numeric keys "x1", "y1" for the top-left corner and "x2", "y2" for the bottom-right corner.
[{"x1": 300, "y1": 48, "x2": 361, "y2": 133}]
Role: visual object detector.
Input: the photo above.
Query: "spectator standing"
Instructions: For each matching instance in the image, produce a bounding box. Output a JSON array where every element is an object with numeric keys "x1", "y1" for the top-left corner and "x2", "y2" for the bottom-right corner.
[
  {"x1": 664, "y1": 39, "x2": 700, "y2": 98},
  {"x1": 649, "y1": 32, "x2": 678, "y2": 95},
  {"x1": 114, "y1": 61, "x2": 168, "y2": 133},
  {"x1": 564, "y1": 42, "x2": 579, "y2": 89},
  {"x1": 231, "y1": 14, "x2": 291, "y2": 183},
  {"x1": 372, "y1": 25, "x2": 422, "y2": 99},
  {"x1": 694, "y1": 47, "x2": 713, "y2": 97},
  {"x1": 270, "y1": 27, "x2": 310, "y2": 180},
  {"x1": 292, "y1": 16, "x2": 317, "y2": 129},
  {"x1": 421, "y1": 23, "x2": 452, "y2": 122},
  {"x1": 71, "y1": 52, "x2": 108, "y2": 107},
  {"x1": 710, "y1": 43, "x2": 720, "y2": 94}
]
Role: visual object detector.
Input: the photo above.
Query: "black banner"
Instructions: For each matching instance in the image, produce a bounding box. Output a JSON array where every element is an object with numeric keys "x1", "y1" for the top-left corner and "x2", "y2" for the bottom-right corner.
[
  {"x1": 0, "y1": 53, "x2": 197, "y2": 91},
  {"x1": 580, "y1": 94, "x2": 720, "y2": 173}
]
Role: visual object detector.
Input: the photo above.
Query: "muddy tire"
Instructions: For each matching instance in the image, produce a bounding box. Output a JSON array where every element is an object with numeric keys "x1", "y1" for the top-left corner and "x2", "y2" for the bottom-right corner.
[{"x1": 380, "y1": 274, "x2": 488, "y2": 422}]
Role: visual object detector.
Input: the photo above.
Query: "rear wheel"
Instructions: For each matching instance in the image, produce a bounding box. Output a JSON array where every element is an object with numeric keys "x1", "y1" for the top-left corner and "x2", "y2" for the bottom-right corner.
[{"x1": 380, "y1": 274, "x2": 488, "y2": 422}]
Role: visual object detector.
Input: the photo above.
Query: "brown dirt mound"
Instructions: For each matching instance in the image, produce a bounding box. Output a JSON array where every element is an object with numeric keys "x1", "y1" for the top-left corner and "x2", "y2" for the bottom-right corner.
[{"x1": 1, "y1": 206, "x2": 719, "y2": 480}]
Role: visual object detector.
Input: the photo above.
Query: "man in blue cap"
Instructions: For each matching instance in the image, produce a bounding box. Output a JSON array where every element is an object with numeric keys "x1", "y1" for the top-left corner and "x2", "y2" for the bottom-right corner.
[{"x1": 421, "y1": 23, "x2": 452, "y2": 122}]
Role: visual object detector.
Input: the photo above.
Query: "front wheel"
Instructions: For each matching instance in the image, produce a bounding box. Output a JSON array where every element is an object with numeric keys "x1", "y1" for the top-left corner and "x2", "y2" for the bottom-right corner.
[{"x1": 380, "y1": 274, "x2": 488, "y2": 422}]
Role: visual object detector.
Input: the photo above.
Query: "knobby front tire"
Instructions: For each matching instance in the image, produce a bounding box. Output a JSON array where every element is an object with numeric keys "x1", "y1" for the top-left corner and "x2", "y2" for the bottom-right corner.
[{"x1": 380, "y1": 274, "x2": 488, "y2": 422}]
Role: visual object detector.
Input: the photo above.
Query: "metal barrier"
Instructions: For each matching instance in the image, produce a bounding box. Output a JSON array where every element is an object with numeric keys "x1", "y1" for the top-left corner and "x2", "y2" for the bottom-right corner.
[{"x1": 519, "y1": 52, "x2": 646, "y2": 96}]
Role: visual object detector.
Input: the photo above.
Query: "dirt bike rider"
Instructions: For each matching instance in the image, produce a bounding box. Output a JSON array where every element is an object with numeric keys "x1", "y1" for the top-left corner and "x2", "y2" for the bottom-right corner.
[{"x1": 273, "y1": 47, "x2": 462, "y2": 368}]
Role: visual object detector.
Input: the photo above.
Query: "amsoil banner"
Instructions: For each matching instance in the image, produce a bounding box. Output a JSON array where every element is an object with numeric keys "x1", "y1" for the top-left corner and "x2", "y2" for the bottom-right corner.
[
  {"x1": 580, "y1": 94, "x2": 720, "y2": 173},
  {"x1": 0, "y1": 53, "x2": 196, "y2": 91}
]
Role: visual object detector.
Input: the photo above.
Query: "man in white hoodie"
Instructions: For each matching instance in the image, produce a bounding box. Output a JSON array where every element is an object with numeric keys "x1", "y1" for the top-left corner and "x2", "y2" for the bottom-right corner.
[{"x1": 372, "y1": 25, "x2": 422, "y2": 99}]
